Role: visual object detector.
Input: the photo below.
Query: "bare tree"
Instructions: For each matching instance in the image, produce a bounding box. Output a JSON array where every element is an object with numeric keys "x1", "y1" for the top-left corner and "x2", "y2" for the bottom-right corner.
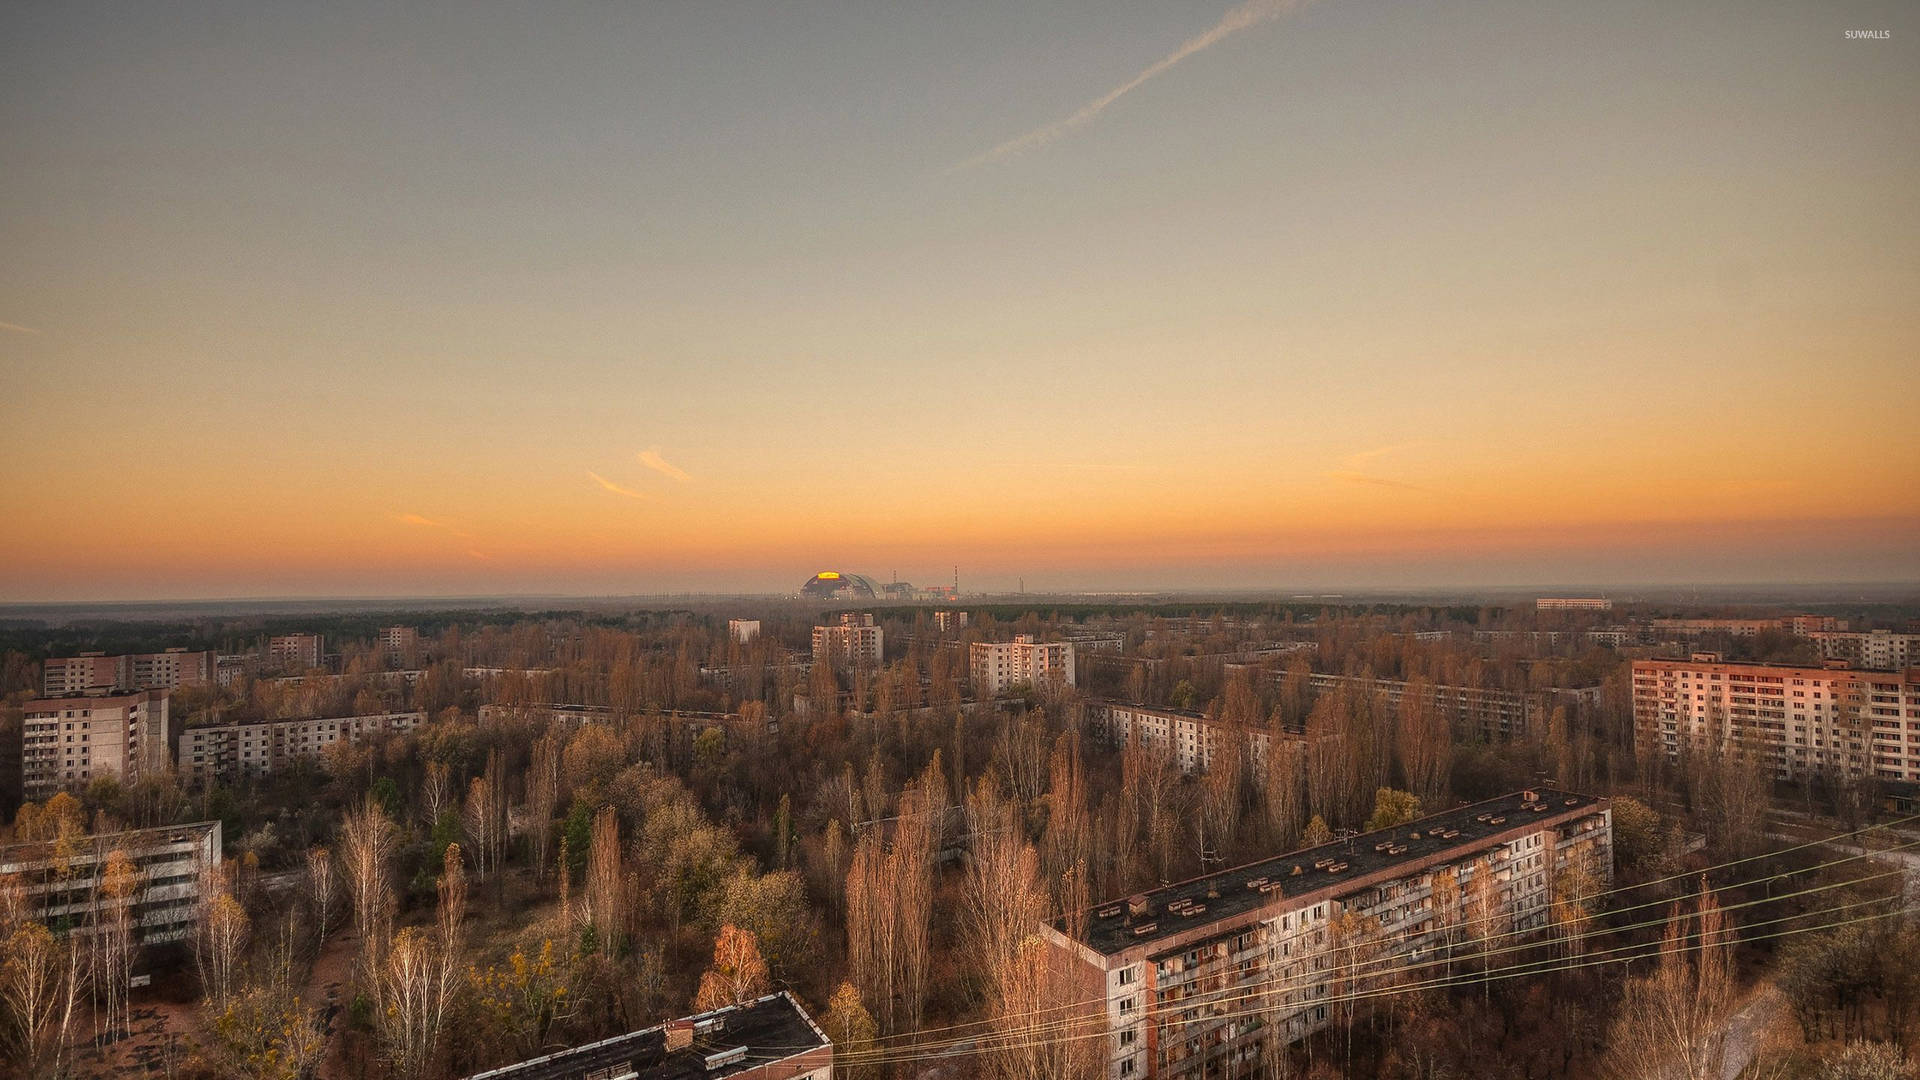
[
  {"x1": 341, "y1": 796, "x2": 397, "y2": 985},
  {"x1": 306, "y1": 846, "x2": 338, "y2": 946},
  {"x1": 2, "y1": 921, "x2": 84, "y2": 1078},
  {"x1": 1396, "y1": 677, "x2": 1451, "y2": 806},
  {"x1": 200, "y1": 891, "x2": 250, "y2": 1006},
  {"x1": 585, "y1": 806, "x2": 625, "y2": 954},
  {"x1": 526, "y1": 730, "x2": 561, "y2": 881},
  {"x1": 692, "y1": 924, "x2": 771, "y2": 1011},
  {"x1": 1605, "y1": 880, "x2": 1737, "y2": 1080},
  {"x1": 91, "y1": 849, "x2": 138, "y2": 1044}
]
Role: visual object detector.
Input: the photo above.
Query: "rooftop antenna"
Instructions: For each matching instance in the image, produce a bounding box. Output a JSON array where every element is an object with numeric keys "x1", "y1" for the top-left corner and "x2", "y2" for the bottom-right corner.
[{"x1": 1335, "y1": 827, "x2": 1359, "y2": 855}]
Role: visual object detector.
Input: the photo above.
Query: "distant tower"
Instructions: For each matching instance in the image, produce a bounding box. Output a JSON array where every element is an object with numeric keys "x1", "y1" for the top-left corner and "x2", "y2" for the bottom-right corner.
[{"x1": 953, "y1": 566, "x2": 959, "y2": 594}]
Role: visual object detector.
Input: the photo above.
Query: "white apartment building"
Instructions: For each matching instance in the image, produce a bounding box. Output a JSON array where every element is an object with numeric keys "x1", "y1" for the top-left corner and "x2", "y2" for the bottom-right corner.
[
  {"x1": 1536, "y1": 597, "x2": 1612, "y2": 611},
  {"x1": 1632, "y1": 654, "x2": 1920, "y2": 784},
  {"x1": 971, "y1": 635, "x2": 1077, "y2": 697},
  {"x1": 22, "y1": 690, "x2": 174, "y2": 800},
  {"x1": 177, "y1": 712, "x2": 424, "y2": 785},
  {"x1": 0, "y1": 821, "x2": 223, "y2": 949},
  {"x1": 1044, "y1": 791, "x2": 1612, "y2": 1080},
  {"x1": 1810, "y1": 630, "x2": 1920, "y2": 671},
  {"x1": 728, "y1": 619, "x2": 762, "y2": 644},
  {"x1": 1087, "y1": 700, "x2": 1307, "y2": 773},
  {"x1": 812, "y1": 613, "x2": 883, "y2": 669}
]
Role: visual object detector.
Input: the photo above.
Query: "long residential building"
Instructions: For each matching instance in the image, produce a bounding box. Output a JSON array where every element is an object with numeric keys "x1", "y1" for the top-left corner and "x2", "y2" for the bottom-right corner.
[
  {"x1": 1043, "y1": 790, "x2": 1613, "y2": 1080},
  {"x1": 461, "y1": 991, "x2": 831, "y2": 1080},
  {"x1": 0, "y1": 821, "x2": 222, "y2": 948},
  {"x1": 1650, "y1": 615, "x2": 1847, "y2": 638},
  {"x1": 177, "y1": 712, "x2": 424, "y2": 785},
  {"x1": 22, "y1": 690, "x2": 174, "y2": 800},
  {"x1": 43, "y1": 649, "x2": 215, "y2": 695},
  {"x1": 1631, "y1": 654, "x2": 1920, "y2": 783},
  {"x1": 971, "y1": 635, "x2": 1077, "y2": 697},
  {"x1": 1809, "y1": 630, "x2": 1920, "y2": 671},
  {"x1": 1536, "y1": 597, "x2": 1612, "y2": 611},
  {"x1": 812, "y1": 612, "x2": 884, "y2": 669},
  {"x1": 1087, "y1": 701, "x2": 1311, "y2": 773},
  {"x1": 1303, "y1": 672, "x2": 1542, "y2": 741}
]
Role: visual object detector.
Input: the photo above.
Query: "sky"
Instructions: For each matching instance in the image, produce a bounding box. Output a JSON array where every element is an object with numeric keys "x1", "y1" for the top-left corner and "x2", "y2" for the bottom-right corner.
[{"x1": 2, "y1": 0, "x2": 1916, "y2": 602}]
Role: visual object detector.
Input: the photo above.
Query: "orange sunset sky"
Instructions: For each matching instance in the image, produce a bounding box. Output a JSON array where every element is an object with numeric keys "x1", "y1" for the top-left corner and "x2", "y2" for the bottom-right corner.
[{"x1": 2, "y1": 0, "x2": 1916, "y2": 601}]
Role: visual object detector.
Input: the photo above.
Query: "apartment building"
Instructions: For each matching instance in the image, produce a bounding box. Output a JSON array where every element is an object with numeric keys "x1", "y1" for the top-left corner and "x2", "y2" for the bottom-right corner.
[
  {"x1": 1303, "y1": 672, "x2": 1541, "y2": 741},
  {"x1": 1810, "y1": 630, "x2": 1920, "y2": 671},
  {"x1": 971, "y1": 635, "x2": 1077, "y2": 697},
  {"x1": 22, "y1": 690, "x2": 174, "y2": 800},
  {"x1": 1044, "y1": 790, "x2": 1612, "y2": 1080},
  {"x1": 1632, "y1": 655, "x2": 1920, "y2": 784},
  {"x1": 43, "y1": 649, "x2": 215, "y2": 695},
  {"x1": 1651, "y1": 615, "x2": 1847, "y2": 638},
  {"x1": 461, "y1": 991, "x2": 831, "y2": 1080},
  {"x1": 268, "y1": 633, "x2": 325, "y2": 670},
  {"x1": 0, "y1": 821, "x2": 223, "y2": 949},
  {"x1": 1087, "y1": 701, "x2": 1310, "y2": 773},
  {"x1": 728, "y1": 618, "x2": 761, "y2": 644},
  {"x1": 479, "y1": 702, "x2": 613, "y2": 731},
  {"x1": 812, "y1": 612, "x2": 884, "y2": 669},
  {"x1": 933, "y1": 610, "x2": 970, "y2": 633},
  {"x1": 177, "y1": 712, "x2": 424, "y2": 785},
  {"x1": 378, "y1": 625, "x2": 420, "y2": 659},
  {"x1": 1536, "y1": 597, "x2": 1612, "y2": 611}
]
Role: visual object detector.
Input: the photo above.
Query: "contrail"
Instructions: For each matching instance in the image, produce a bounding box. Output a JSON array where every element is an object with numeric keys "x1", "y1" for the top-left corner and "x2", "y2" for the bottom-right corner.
[
  {"x1": 637, "y1": 448, "x2": 692, "y2": 483},
  {"x1": 0, "y1": 320, "x2": 44, "y2": 335},
  {"x1": 954, "y1": 0, "x2": 1310, "y2": 170},
  {"x1": 588, "y1": 471, "x2": 646, "y2": 499}
]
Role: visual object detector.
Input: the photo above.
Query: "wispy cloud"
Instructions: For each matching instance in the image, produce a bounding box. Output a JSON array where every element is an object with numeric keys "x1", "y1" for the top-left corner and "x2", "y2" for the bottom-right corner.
[
  {"x1": 637, "y1": 448, "x2": 692, "y2": 483},
  {"x1": 0, "y1": 320, "x2": 44, "y2": 335},
  {"x1": 468, "y1": 550, "x2": 491, "y2": 561},
  {"x1": 1325, "y1": 444, "x2": 1431, "y2": 493},
  {"x1": 588, "y1": 471, "x2": 646, "y2": 499},
  {"x1": 954, "y1": 0, "x2": 1311, "y2": 169},
  {"x1": 394, "y1": 512, "x2": 476, "y2": 539}
]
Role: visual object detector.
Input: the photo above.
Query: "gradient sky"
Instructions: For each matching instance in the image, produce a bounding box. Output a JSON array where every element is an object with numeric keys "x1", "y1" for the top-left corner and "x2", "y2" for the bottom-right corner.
[{"x1": 3, "y1": 0, "x2": 1916, "y2": 601}]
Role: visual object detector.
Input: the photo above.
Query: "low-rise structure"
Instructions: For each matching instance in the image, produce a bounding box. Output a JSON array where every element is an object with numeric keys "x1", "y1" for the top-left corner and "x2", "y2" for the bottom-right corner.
[
  {"x1": 177, "y1": 712, "x2": 424, "y2": 785},
  {"x1": 0, "y1": 821, "x2": 223, "y2": 948},
  {"x1": 1044, "y1": 790, "x2": 1612, "y2": 1079},
  {"x1": 460, "y1": 991, "x2": 831, "y2": 1080},
  {"x1": 22, "y1": 690, "x2": 174, "y2": 800},
  {"x1": 971, "y1": 635, "x2": 1077, "y2": 697}
]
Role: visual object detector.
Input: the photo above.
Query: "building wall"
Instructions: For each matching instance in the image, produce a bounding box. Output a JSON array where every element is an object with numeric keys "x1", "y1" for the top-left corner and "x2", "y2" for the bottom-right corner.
[
  {"x1": 812, "y1": 614, "x2": 883, "y2": 668},
  {"x1": 1046, "y1": 794, "x2": 1611, "y2": 1079},
  {"x1": 1631, "y1": 656, "x2": 1920, "y2": 783},
  {"x1": 971, "y1": 637, "x2": 1078, "y2": 697},
  {"x1": 0, "y1": 821, "x2": 222, "y2": 949},
  {"x1": 268, "y1": 633, "x2": 325, "y2": 669},
  {"x1": 177, "y1": 712, "x2": 423, "y2": 785},
  {"x1": 1304, "y1": 672, "x2": 1539, "y2": 741},
  {"x1": 1087, "y1": 701, "x2": 1306, "y2": 774},
  {"x1": 1810, "y1": 631, "x2": 1920, "y2": 671},
  {"x1": 43, "y1": 650, "x2": 213, "y2": 695},
  {"x1": 23, "y1": 690, "x2": 173, "y2": 799}
]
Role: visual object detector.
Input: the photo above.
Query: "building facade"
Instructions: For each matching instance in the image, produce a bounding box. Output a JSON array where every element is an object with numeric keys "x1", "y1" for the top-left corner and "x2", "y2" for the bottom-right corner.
[
  {"x1": 933, "y1": 610, "x2": 970, "y2": 633},
  {"x1": 1536, "y1": 597, "x2": 1612, "y2": 611},
  {"x1": 22, "y1": 690, "x2": 174, "y2": 800},
  {"x1": 0, "y1": 821, "x2": 222, "y2": 949},
  {"x1": 812, "y1": 612, "x2": 884, "y2": 669},
  {"x1": 971, "y1": 635, "x2": 1077, "y2": 697},
  {"x1": 378, "y1": 626, "x2": 420, "y2": 659},
  {"x1": 43, "y1": 649, "x2": 214, "y2": 695},
  {"x1": 1303, "y1": 672, "x2": 1541, "y2": 741},
  {"x1": 1632, "y1": 655, "x2": 1920, "y2": 784},
  {"x1": 1810, "y1": 630, "x2": 1920, "y2": 671},
  {"x1": 268, "y1": 633, "x2": 325, "y2": 670},
  {"x1": 1087, "y1": 701, "x2": 1308, "y2": 773},
  {"x1": 177, "y1": 712, "x2": 424, "y2": 786},
  {"x1": 1044, "y1": 791, "x2": 1612, "y2": 1080},
  {"x1": 461, "y1": 991, "x2": 831, "y2": 1080},
  {"x1": 728, "y1": 619, "x2": 762, "y2": 644}
]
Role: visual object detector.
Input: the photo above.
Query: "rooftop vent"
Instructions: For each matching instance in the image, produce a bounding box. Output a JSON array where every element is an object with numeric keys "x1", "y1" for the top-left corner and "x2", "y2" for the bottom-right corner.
[
  {"x1": 703, "y1": 1046, "x2": 747, "y2": 1071},
  {"x1": 666, "y1": 1020, "x2": 695, "y2": 1052},
  {"x1": 1246, "y1": 877, "x2": 1269, "y2": 890},
  {"x1": 1098, "y1": 903, "x2": 1123, "y2": 919},
  {"x1": 1133, "y1": 922, "x2": 1158, "y2": 936},
  {"x1": 1128, "y1": 894, "x2": 1152, "y2": 919}
]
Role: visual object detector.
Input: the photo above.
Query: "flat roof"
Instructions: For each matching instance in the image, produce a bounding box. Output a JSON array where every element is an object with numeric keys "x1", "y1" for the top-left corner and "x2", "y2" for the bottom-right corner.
[
  {"x1": 1073, "y1": 790, "x2": 1606, "y2": 957},
  {"x1": 462, "y1": 993, "x2": 826, "y2": 1080}
]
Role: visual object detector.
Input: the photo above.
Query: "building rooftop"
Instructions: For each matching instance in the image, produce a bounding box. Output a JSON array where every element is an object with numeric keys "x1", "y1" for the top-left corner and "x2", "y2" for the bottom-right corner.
[
  {"x1": 462, "y1": 992, "x2": 827, "y2": 1080},
  {"x1": 1073, "y1": 790, "x2": 1606, "y2": 957}
]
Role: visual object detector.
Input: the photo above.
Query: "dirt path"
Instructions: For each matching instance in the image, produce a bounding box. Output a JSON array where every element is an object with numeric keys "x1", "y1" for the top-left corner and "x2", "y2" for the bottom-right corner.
[{"x1": 306, "y1": 930, "x2": 359, "y2": 1080}]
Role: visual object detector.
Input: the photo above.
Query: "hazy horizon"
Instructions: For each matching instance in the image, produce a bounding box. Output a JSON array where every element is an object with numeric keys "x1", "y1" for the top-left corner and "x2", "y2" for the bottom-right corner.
[{"x1": 4, "y1": 0, "x2": 1916, "y2": 602}]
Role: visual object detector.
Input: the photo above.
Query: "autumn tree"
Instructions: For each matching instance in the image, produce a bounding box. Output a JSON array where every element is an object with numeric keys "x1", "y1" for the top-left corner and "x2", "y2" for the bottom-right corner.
[
  {"x1": 1395, "y1": 677, "x2": 1451, "y2": 806},
  {"x1": 692, "y1": 924, "x2": 771, "y2": 1011},
  {"x1": 1605, "y1": 880, "x2": 1737, "y2": 1080},
  {"x1": 341, "y1": 796, "x2": 397, "y2": 983},
  {"x1": 305, "y1": 846, "x2": 338, "y2": 946},
  {"x1": 820, "y1": 981, "x2": 878, "y2": 1080},
  {"x1": 527, "y1": 730, "x2": 561, "y2": 881},
  {"x1": 1, "y1": 921, "x2": 84, "y2": 1078},
  {"x1": 585, "y1": 806, "x2": 625, "y2": 954}
]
